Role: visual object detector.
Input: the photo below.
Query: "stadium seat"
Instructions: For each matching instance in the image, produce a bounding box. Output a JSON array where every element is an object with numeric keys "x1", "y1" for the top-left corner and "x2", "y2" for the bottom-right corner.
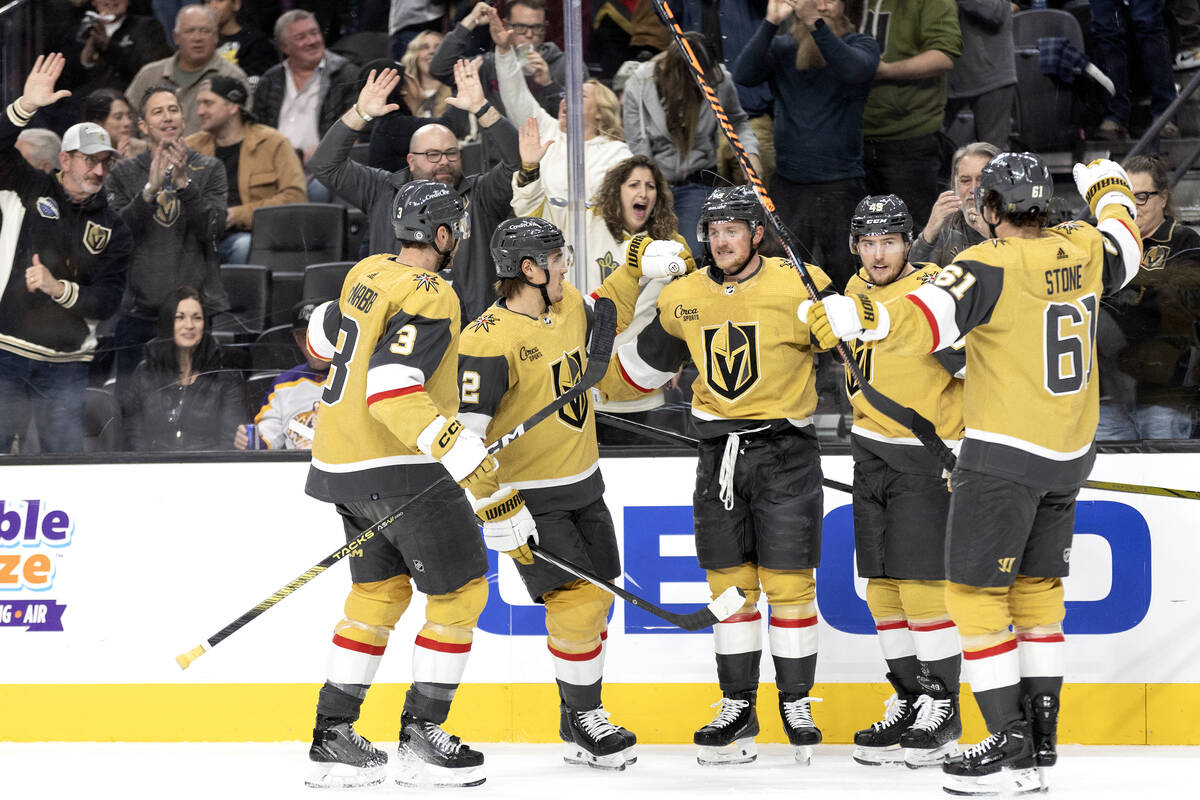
[
  {"x1": 248, "y1": 203, "x2": 347, "y2": 273},
  {"x1": 303, "y1": 261, "x2": 356, "y2": 303},
  {"x1": 83, "y1": 386, "x2": 123, "y2": 452},
  {"x1": 1012, "y1": 9, "x2": 1087, "y2": 152},
  {"x1": 252, "y1": 324, "x2": 305, "y2": 374},
  {"x1": 211, "y1": 264, "x2": 270, "y2": 343}
]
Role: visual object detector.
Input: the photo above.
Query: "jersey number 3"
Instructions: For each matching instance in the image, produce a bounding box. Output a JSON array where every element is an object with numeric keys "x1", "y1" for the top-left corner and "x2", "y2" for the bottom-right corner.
[
  {"x1": 321, "y1": 317, "x2": 360, "y2": 406},
  {"x1": 1043, "y1": 293, "x2": 1097, "y2": 395}
]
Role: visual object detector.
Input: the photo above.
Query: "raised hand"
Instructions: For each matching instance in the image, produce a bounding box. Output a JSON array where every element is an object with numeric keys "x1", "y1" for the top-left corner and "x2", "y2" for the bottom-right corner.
[
  {"x1": 445, "y1": 59, "x2": 486, "y2": 114},
  {"x1": 487, "y1": 6, "x2": 513, "y2": 51},
  {"x1": 357, "y1": 68, "x2": 402, "y2": 118},
  {"x1": 463, "y1": 1, "x2": 493, "y2": 29},
  {"x1": 765, "y1": 0, "x2": 792, "y2": 24},
  {"x1": 518, "y1": 116, "x2": 551, "y2": 166},
  {"x1": 25, "y1": 254, "x2": 64, "y2": 298},
  {"x1": 21, "y1": 53, "x2": 72, "y2": 111},
  {"x1": 146, "y1": 142, "x2": 170, "y2": 194}
]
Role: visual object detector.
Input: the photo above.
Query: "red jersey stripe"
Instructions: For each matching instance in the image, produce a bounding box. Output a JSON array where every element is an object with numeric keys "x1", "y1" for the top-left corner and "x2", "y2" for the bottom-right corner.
[
  {"x1": 906, "y1": 293, "x2": 941, "y2": 352},
  {"x1": 367, "y1": 385, "x2": 424, "y2": 405},
  {"x1": 618, "y1": 358, "x2": 654, "y2": 394}
]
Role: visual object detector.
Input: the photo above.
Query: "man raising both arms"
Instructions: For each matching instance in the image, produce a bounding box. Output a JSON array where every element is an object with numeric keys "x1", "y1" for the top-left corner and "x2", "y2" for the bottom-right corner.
[{"x1": 809, "y1": 154, "x2": 1141, "y2": 795}]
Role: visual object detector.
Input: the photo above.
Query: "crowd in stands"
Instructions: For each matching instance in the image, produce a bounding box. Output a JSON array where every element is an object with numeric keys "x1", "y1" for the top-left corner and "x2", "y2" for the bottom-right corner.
[{"x1": 3, "y1": 0, "x2": 1200, "y2": 455}]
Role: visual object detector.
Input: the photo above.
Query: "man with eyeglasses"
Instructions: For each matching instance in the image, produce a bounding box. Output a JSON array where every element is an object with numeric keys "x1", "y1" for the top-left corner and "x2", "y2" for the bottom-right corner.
[
  {"x1": 125, "y1": 4, "x2": 250, "y2": 136},
  {"x1": 310, "y1": 59, "x2": 520, "y2": 323},
  {"x1": 0, "y1": 53, "x2": 133, "y2": 453},
  {"x1": 431, "y1": 0, "x2": 567, "y2": 117}
]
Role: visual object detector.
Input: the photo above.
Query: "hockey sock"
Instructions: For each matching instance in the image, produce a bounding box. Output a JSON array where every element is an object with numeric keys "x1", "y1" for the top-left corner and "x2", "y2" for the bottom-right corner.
[
  {"x1": 910, "y1": 618, "x2": 961, "y2": 693},
  {"x1": 768, "y1": 604, "x2": 818, "y2": 694},
  {"x1": 962, "y1": 633, "x2": 1024, "y2": 731},
  {"x1": 1017, "y1": 624, "x2": 1064, "y2": 701},
  {"x1": 316, "y1": 681, "x2": 366, "y2": 727},
  {"x1": 867, "y1": 579, "x2": 921, "y2": 693},
  {"x1": 714, "y1": 609, "x2": 762, "y2": 695},
  {"x1": 405, "y1": 579, "x2": 486, "y2": 724},
  {"x1": 544, "y1": 580, "x2": 610, "y2": 710}
]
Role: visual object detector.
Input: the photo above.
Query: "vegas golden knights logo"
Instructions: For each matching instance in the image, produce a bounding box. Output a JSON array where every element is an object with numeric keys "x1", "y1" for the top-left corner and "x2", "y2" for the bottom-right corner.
[
  {"x1": 845, "y1": 340, "x2": 874, "y2": 397},
  {"x1": 153, "y1": 191, "x2": 181, "y2": 227},
  {"x1": 551, "y1": 348, "x2": 589, "y2": 429},
  {"x1": 703, "y1": 321, "x2": 760, "y2": 401},
  {"x1": 82, "y1": 220, "x2": 112, "y2": 255}
]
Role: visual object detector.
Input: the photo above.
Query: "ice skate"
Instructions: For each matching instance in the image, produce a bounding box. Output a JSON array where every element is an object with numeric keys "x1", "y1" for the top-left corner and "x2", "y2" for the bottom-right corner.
[
  {"x1": 852, "y1": 673, "x2": 917, "y2": 766},
  {"x1": 560, "y1": 705, "x2": 637, "y2": 770},
  {"x1": 778, "y1": 692, "x2": 822, "y2": 766},
  {"x1": 305, "y1": 721, "x2": 387, "y2": 788},
  {"x1": 394, "y1": 712, "x2": 486, "y2": 787},
  {"x1": 902, "y1": 675, "x2": 961, "y2": 768},
  {"x1": 1029, "y1": 694, "x2": 1058, "y2": 767},
  {"x1": 942, "y1": 721, "x2": 1044, "y2": 796},
  {"x1": 693, "y1": 691, "x2": 759, "y2": 765}
]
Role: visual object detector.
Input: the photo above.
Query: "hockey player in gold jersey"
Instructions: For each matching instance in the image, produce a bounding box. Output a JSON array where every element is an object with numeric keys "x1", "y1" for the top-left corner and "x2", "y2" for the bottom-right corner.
[
  {"x1": 810, "y1": 154, "x2": 1143, "y2": 795},
  {"x1": 802, "y1": 195, "x2": 966, "y2": 768},
  {"x1": 615, "y1": 185, "x2": 832, "y2": 766},
  {"x1": 458, "y1": 217, "x2": 640, "y2": 770},
  {"x1": 303, "y1": 180, "x2": 538, "y2": 789}
]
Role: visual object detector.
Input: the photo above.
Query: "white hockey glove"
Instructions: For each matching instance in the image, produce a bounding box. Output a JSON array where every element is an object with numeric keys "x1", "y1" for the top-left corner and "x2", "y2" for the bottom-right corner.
[
  {"x1": 471, "y1": 487, "x2": 538, "y2": 565},
  {"x1": 417, "y1": 415, "x2": 499, "y2": 496},
  {"x1": 817, "y1": 294, "x2": 890, "y2": 343},
  {"x1": 625, "y1": 234, "x2": 689, "y2": 279},
  {"x1": 1073, "y1": 158, "x2": 1136, "y2": 218}
]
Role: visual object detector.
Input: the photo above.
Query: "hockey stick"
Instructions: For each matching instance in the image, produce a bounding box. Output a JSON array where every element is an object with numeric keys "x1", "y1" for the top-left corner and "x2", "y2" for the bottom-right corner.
[
  {"x1": 1082, "y1": 479, "x2": 1200, "y2": 500},
  {"x1": 649, "y1": 0, "x2": 957, "y2": 475},
  {"x1": 597, "y1": 411, "x2": 854, "y2": 495},
  {"x1": 528, "y1": 542, "x2": 746, "y2": 631},
  {"x1": 176, "y1": 298, "x2": 619, "y2": 670}
]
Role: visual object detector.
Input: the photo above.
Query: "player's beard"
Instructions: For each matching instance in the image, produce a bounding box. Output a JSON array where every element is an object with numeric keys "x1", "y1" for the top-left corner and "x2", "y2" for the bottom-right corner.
[{"x1": 792, "y1": 15, "x2": 851, "y2": 71}]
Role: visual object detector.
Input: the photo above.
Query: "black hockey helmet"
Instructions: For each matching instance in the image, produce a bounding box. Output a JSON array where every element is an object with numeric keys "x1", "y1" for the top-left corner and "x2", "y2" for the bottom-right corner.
[
  {"x1": 491, "y1": 217, "x2": 568, "y2": 278},
  {"x1": 696, "y1": 185, "x2": 765, "y2": 243},
  {"x1": 849, "y1": 194, "x2": 913, "y2": 254},
  {"x1": 974, "y1": 152, "x2": 1054, "y2": 218},
  {"x1": 391, "y1": 179, "x2": 470, "y2": 244}
]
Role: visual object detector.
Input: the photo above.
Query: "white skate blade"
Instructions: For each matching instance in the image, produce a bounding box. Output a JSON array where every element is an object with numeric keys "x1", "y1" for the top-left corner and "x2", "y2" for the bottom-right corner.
[
  {"x1": 304, "y1": 760, "x2": 385, "y2": 789},
  {"x1": 562, "y1": 742, "x2": 635, "y2": 771},
  {"x1": 394, "y1": 748, "x2": 486, "y2": 788},
  {"x1": 793, "y1": 745, "x2": 815, "y2": 766},
  {"x1": 706, "y1": 586, "x2": 746, "y2": 622},
  {"x1": 852, "y1": 744, "x2": 907, "y2": 766},
  {"x1": 942, "y1": 766, "x2": 1046, "y2": 796},
  {"x1": 697, "y1": 737, "x2": 757, "y2": 766},
  {"x1": 905, "y1": 740, "x2": 960, "y2": 768}
]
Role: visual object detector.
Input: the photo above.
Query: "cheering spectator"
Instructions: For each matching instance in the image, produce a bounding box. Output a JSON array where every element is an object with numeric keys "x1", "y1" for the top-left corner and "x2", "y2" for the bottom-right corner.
[
  {"x1": 623, "y1": 31, "x2": 761, "y2": 255},
  {"x1": 401, "y1": 30, "x2": 469, "y2": 131},
  {"x1": 234, "y1": 299, "x2": 329, "y2": 450},
  {"x1": 0, "y1": 55, "x2": 133, "y2": 454},
  {"x1": 206, "y1": 0, "x2": 278, "y2": 85},
  {"x1": 432, "y1": 1, "x2": 567, "y2": 117},
  {"x1": 125, "y1": 4, "x2": 250, "y2": 136},
  {"x1": 107, "y1": 83, "x2": 229, "y2": 389},
  {"x1": 82, "y1": 88, "x2": 149, "y2": 159},
  {"x1": 15, "y1": 129, "x2": 62, "y2": 174},
  {"x1": 909, "y1": 141, "x2": 997, "y2": 266},
  {"x1": 365, "y1": 58, "x2": 470, "y2": 171},
  {"x1": 252, "y1": 9, "x2": 359, "y2": 201},
  {"x1": 734, "y1": 0, "x2": 879, "y2": 290},
  {"x1": 68, "y1": 0, "x2": 173, "y2": 97},
  {"x1": 861, "y1": 0, "x2": 962, "y2": 227},
  {"x1": 123, "y1": 285, "x2": 244, "y2": 451},
  {"x1": 187, "y1": 75, "x2": 307, "y2": 264}
]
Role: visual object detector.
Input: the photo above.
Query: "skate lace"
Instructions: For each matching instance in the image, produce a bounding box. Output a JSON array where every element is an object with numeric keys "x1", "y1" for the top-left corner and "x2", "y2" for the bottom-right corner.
[
  {"x1": 346, "y1": 728, "x2": 375, "y2": 754},
  {"x1": 781, "y1": 696, "x2": 822, "y2": 729},
  {"x1": 870, "y1": 693, "x2": 909, "y2": 732},
  {"x1": 576, "y1": 707, "x2": 620, "y2": 739},
  {"x1": 910, "y1": 694, "x2": 952, "y2": 732},
  {"x1": 962, "y1": 731, "x2": 1003, "y2": 759},
  {"x1": 707, "y1": 696, "x2": 751, "y2": 728},
  {"x1": 420, "y1": 721, "x2": 465, "y2": 756}
]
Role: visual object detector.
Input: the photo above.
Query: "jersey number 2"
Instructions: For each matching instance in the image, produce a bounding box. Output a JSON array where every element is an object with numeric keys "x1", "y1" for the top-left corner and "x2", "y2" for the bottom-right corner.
[
  {"x1": 1043, "y1": 294, "x2": 1097, "y2": 395},
  {"x1": 321, "y1": 317, "x2": 360, "y2": 406}
]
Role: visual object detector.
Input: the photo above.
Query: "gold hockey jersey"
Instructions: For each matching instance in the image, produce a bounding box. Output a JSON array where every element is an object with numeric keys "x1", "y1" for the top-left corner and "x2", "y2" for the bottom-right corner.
[
  {"x1": 844, "y1": 264, "x2": 965, "y2": 475},
  {"x1": 616, "y1": 256, "x2": 832, "y2": 439},
  {"x1": 458, "y1": 283, "x2": 602, "y2": 511},
  {"x1": 880, "y1": 206, "x2": 1142, "y2": 488},
  {"x1": 305, "y1": 254, "x2": 463, "y2": 501}
]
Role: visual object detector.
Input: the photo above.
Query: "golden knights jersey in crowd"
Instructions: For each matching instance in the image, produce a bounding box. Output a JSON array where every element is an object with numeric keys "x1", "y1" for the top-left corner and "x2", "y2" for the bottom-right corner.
[
  {"x1": 880, "y1": 208, "x2": 1141, "y2": 488},
  {"x1": 458, "y1": 283, "x2": 603, "y2": 511},
  {"x1": 305, "y1": 254, "x2": 463, "y2": 501},
  {"x1": 844, "y1": 264, "x2": 965, "y2": 475},
  {"x1": 617, "y1": 257, "x2": 832, "y2": 438}
]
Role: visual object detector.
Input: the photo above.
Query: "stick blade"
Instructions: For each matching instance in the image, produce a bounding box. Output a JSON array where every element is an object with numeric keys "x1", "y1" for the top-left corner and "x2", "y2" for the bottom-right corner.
[
  {"x1": 588, "y1": 297, "x2": 617, "y2": 366},
  {"x1": 706, "y1": 586, "x2": 747, "y2": 623}
]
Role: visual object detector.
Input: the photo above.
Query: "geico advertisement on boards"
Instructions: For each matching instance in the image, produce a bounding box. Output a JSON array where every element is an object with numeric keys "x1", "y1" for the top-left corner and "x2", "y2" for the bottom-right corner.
[{"x1": 0, "y1": 456, "x2": 1196, "y2": 685}]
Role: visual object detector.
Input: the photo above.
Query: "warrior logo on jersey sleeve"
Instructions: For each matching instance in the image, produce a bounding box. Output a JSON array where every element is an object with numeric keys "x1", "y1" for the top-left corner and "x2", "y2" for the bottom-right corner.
[
  {"x1": 703, "y1": 321, "x2": 760, "y2": 401},
  {"x1": 551, "y1": 348, "x2": 589, "y2": 429}
]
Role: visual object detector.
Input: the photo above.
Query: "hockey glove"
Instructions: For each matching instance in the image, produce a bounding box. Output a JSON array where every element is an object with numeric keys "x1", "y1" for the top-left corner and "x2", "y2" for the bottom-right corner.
[
  {"x1": 417, "y1": 415, "x2": 500, "y2": 498},
  {"x1": 625, "y1": 233, "x2": 689, "y2": 279},
  {"x1": 798, "y1": 299, "x2": 840, "y2": 350},
  {"x1": 471, "y1": 487, "x2": 538, "y2": 565},
  {"x1": 819, "y1": 294, "x2": 890, "y2": 343},
  {"x1": 1073, "y1": 158, "x2": 1136, "y2": 218}
]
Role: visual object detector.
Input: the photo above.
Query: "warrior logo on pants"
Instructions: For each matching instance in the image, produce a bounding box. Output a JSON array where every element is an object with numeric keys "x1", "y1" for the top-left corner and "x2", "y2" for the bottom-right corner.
[
  {"x1": 704, "y1": 321, "x2": 760, "y2": 401},
  {"x1": 551, "y1": 348, "x2": 588, "y2": 429}
]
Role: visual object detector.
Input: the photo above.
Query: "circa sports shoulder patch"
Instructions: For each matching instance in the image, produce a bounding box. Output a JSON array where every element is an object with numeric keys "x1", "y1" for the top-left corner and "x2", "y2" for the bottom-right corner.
[
  {"x1": 36, "y1": 196, "x2": 59, "y2": 219},
  {"x1": 82, "y1": 220, "x2": 112, "y2": 254}
]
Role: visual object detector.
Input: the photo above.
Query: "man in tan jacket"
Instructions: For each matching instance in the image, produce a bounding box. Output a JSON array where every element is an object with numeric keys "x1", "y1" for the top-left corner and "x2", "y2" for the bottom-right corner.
[{"x1": 187, "y1": 75, "x2": 306, "y2": 263}]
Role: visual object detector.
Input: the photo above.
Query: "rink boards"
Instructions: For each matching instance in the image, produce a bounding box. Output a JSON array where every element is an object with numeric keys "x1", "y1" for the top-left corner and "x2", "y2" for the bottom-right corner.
[{"x1": 0, "y1": 453, "x2": 1197, "y2": 744}]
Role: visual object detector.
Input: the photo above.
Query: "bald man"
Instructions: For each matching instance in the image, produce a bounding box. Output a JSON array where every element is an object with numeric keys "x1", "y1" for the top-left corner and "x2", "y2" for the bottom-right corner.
[{"x1": 309, "y1": 61, "x2": 520, "y2": 323}]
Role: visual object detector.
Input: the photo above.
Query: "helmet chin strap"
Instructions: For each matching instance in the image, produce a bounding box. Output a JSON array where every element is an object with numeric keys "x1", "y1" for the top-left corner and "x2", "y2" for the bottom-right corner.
[{"x1": 518, "y1": 260, "x2": 553, "y2": 311}]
